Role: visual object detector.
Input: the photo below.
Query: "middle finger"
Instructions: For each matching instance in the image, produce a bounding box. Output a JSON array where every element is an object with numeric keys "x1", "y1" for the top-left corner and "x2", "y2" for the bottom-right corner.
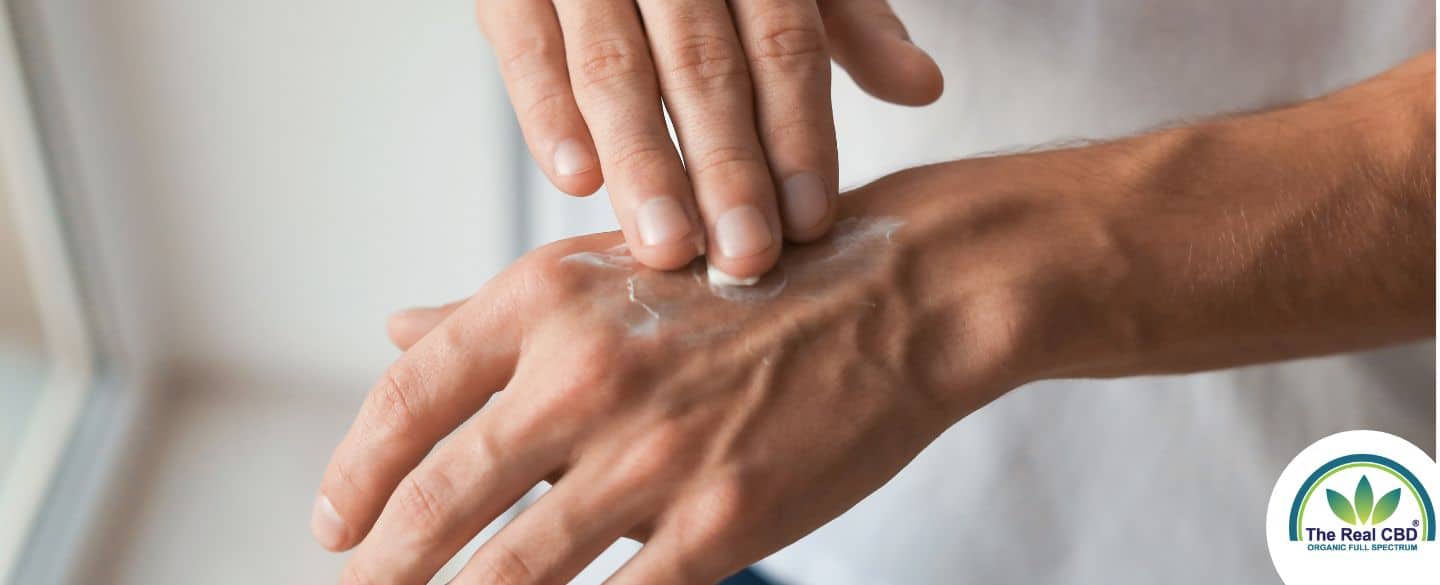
[
  {"x1": 637, "y1": 0, "x2": 784, "y2": 282},
  {"x1": 555, "y1": 0, "x2": 706, "y2": 271}
]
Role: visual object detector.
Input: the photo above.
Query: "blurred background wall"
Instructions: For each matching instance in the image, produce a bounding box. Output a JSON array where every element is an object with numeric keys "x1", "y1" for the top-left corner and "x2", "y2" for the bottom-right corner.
[
  {"x1": 13, "y1": 1, "x2": 527, "y2": 583},
  {"x1": 25, "y1": 0, "x2": 518, "y2": 387}
]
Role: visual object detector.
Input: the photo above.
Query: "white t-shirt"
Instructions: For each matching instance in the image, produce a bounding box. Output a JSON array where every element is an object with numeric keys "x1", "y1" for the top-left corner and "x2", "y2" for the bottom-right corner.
[{"x1": 529, "y1": 2, "x2": 1436, "y2": 583}]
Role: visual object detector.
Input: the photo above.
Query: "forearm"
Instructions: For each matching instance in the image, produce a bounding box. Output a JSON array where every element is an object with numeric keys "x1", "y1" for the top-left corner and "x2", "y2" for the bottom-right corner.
[
  {"x1": 1089, "y1": 51, "x2": 1434, "y2": 376},
  {"x1": 852, "y1": 52, "x2": 1434, "y2": 414}
]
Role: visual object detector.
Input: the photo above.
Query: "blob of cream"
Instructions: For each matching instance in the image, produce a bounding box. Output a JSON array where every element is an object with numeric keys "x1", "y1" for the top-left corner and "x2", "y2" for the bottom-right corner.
[{"x1": 561, "y1": 216, "x2": 904, "y2": 337}]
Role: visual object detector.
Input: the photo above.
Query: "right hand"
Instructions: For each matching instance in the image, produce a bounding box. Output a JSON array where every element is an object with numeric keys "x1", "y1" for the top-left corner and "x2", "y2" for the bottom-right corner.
[{"x1": 476, "y1": 0, "x2": 944, "y2": 280}]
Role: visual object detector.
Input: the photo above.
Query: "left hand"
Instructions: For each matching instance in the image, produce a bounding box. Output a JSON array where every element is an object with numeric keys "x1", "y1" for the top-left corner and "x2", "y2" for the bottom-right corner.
[{"x1": 311, "y1": 164, "x2": 1039, "y2": 584}]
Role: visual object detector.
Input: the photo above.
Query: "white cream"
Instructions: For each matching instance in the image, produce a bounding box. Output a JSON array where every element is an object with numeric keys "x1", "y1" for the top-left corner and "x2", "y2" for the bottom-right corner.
[
  {"x1": 703, "y1": 264, "x2": 788, "y2": 302},
  {"x1": 560, "y1": 244, "x2": 635, "y2": 269},
  {"x1": 826, "y1": 217, "x2": 904, "y2": 258},
  {"x1": 623, "y1": 275, "x2": 661, "y2": 336},
  {"x1": 705, "y1": 264, "x2": 761, "y2": 287},
  {"x1": 557, "y1": 216, "x2": 906, "y2": 338}
]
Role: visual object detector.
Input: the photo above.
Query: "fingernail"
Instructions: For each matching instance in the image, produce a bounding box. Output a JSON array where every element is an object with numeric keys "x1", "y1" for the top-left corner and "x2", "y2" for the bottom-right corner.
[
  {"x1": 635, "y1": 196, "x2": 692, "y2": 247},
  {"x1": 311, "y1": 494, "x2": 347, "y2": 550},
  {"x1": 780, "y1": 173, "x2": 830, "y2": 232},
  {"x1": 552, "y1": 138, "x2": 594, "y2": 177},
  {"x1": 714, "y1": 205, "x2": 773, "y2": 258}
]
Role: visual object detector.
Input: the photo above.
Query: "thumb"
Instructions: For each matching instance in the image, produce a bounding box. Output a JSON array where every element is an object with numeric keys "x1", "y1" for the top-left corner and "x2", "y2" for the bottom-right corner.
[{"x1": 821, "y1": 0, "x2": 943, "y2": 106}]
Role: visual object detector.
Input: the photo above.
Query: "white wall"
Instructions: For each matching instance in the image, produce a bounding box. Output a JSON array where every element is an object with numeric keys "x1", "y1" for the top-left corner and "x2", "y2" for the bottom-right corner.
[{"x1": 26, "y1": 0, "x2": 518, "y2": 388}]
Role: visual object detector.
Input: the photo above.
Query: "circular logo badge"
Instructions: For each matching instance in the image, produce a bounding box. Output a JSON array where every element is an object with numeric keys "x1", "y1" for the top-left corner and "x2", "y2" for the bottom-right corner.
[{"x1": 1266, "y1": 430, "x2": 1438, "y2": 583}]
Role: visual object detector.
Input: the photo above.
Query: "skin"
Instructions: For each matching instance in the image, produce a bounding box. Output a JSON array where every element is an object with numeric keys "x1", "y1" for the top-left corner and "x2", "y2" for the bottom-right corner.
[
  {"x1": 477, "y1": 0, "x2": 944, "y2": 278},
  {"x1": 315, "y1": 53, "x2": 1434, "y2": 583}
]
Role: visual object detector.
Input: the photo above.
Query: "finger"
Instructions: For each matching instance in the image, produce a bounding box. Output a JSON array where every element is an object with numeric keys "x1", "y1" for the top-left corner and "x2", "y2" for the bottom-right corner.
[
  {"x1": 637, "y1": 0, "x2": 783, "y2": 281},
  {"x1": 339, "y1": 384, "x2": 572, "y2": 585},
  {"x1": 731, "y1": 0, "x2": 838, "y2": 242},
  {"x1": 822, "y1": 0, "x2": 943, "y2": 106},
  {"x1": 387, "y1": 299, "x2": 468, "y2": 351},
  {"x1": 451, "y1": 461, "x2": 652, "y2": 585},
  {"x1": 313, "y1": 292, "x2": 523, "y2": 552},
  {"x1": 603, "y1": 526, "x2": 732, "y2": 585},
  {"x1": 477, "y1": 0, "x2": 602, "y2": 195},
  {"x1": 554, "y1": 0, "x2": 706, "y2": 271}
]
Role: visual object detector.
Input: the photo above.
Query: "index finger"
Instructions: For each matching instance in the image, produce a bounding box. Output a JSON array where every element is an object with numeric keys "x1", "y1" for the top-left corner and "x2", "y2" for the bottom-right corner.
[
  {"x1": 477, "y1": 0, "x2": 604, "y2": 197},
  {"x1": 311, "y1": 289, "x2": 523, "y2": 552},
  {"x1": 732, "y1": 0, "x2": 839, "y2": 242}
]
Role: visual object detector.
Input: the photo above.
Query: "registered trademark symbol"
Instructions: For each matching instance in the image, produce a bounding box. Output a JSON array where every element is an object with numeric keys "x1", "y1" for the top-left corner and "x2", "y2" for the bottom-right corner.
[{"x1": 1413, "y1": 519, "x2": 1421, "y2": 527}]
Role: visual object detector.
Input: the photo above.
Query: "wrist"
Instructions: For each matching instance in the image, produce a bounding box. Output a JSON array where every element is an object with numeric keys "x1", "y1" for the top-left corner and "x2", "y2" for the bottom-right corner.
[{"x1": 840, "y1": 157, "x2": 1138, "y2": 419}]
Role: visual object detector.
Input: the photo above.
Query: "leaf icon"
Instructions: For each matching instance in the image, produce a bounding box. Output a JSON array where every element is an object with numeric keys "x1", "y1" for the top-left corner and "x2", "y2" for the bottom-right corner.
[
  {"x1": 1371, "y1": 489, "x2": 1402, "y2": 525},
  {"x1": 1327, "y1": 489, "x2": 1357, "y2": 525},
  {"x1": 1355, "y1": 475, "x2": 1374, "y2": 524}
]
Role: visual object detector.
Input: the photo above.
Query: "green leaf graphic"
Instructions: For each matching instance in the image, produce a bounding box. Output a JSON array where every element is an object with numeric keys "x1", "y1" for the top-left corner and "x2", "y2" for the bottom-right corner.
[
  {"x1": 1355, "y1": 475, "x2": 1374, "y2": 524},
  {"x1": 1327, "y1": 489, "x2": 1357, "y2": 525},
  {"x1": 1371, "y1": 489, "x2": 1402, "y2": 525}
]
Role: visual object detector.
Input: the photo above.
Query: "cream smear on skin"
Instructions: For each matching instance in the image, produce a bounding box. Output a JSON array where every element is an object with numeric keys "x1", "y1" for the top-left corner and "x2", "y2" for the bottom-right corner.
[{"x1": 561, "y1": 216, "x2": 905, "y2": 337}]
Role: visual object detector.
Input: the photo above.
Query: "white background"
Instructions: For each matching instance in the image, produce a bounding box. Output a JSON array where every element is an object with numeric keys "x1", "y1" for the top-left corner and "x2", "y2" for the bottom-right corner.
[
  {"x1": 18, "y1": 1, "x2": 528, "y2": 582},
  {"x1": 24, "y1": 0, "x2": 518, "y2": 387}
]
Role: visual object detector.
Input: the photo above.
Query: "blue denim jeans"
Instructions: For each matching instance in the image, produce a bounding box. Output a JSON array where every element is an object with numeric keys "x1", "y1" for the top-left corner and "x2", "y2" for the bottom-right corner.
[{"x1": 719, "y1": 567, "x2": 780, "y2": 585}]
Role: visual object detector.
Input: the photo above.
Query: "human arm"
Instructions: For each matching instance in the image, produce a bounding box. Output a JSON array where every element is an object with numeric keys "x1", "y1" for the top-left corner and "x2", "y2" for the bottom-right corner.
[
  {"x1": 314, "y1": 52, "x2": 1435, "y2": 584},
  {"x1": 1030, "y1": 50, "x2": 1434, "y2": 378}
]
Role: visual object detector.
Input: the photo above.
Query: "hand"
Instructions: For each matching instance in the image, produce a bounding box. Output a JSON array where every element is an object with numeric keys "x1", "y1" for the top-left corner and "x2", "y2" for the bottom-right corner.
[
  {"x1": 477, "y1": 0, "x2": 944, "y2": 280},
  {"x1": 312, "y1": 52, "x2": 1437, "y2": 581},
  {"x1": 312, "y1": 163, "x2": 1044, "y2": 584}
]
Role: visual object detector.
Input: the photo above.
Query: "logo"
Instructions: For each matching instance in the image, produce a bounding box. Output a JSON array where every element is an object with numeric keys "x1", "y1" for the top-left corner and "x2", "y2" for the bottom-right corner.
[
  {"x1": 1289, "y1": 454, "x2": 1433, "y2": 547},
  {"x1": 1267, "y1": 431, "x2": 1438, "y2": 583}
]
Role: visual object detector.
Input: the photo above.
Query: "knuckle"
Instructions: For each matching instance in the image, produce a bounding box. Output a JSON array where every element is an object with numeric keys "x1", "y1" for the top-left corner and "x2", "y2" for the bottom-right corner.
[
  {"x1": 499, "y1": 33, "x2": 557, "y2": 78},
  {"x1": 330, "y1": 457, "x2": 362, "y2": 498},
  {"x1": 392, "y1": 470, "x2": 456, "y2": 544},
  {"x1": 517, "y1": 247, "x2": 567, "y2": 285},
  {"x1": 340, "y1": 562, "x2": 378, "y2": 585},
  {"x1": 760, "y1": 115, "x2": 830, "y2": 146},
  {"x1": 571, "y1": 332, "x2": 618, "y2": 382},
  {"x1": 471, "y1": 541, "x2": 536, "y2": 585},
  {"x1": 609, "y1": 422, "x2": 692, "y2": 493},
  {"x1": 749, "y1": 21, "x2": 828, "y2": 74},
  {"x1": 482, "y1": 400, "x2": 547, "y2": 456},
  {"x1": 635, "y1": 422, "x2": 689, "y2": 466},
  {"x1": 665, "y1": 33, "x2": 748, "y2": 90},
  {"x1": 535, "y1": 330, "x2": 623, "y2": 415},
  {"x1": 687, "y1": 145, "x2": 767, "y2": 179},
  {"x1": 367, "y1": 362, "x2": 426, "y2": 438},
  {"x1": 608, "y1": 136, "x2": 676, "y2": 176},
  {"x1": 520, "y1": 89, "x2": 573, "y2": 124},
  {"x1": 574, "y1": 36, "x2": 651, "y2": 91},
  {"x1": 684, "y1": 475, "x2": 756, "y2": 546},
  {"x1": 513, "y1": 248, "x2": 584, "y2": 306}
]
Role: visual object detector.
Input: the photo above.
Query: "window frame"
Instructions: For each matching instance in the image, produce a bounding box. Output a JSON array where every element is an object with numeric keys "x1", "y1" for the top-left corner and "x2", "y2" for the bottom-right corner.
[
  {"x1": 1, "y1": 2, "x2": 157, "y2": 583},
  {"x1": 0, "y1": 2, "x2": 95, "y2": 580}
]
